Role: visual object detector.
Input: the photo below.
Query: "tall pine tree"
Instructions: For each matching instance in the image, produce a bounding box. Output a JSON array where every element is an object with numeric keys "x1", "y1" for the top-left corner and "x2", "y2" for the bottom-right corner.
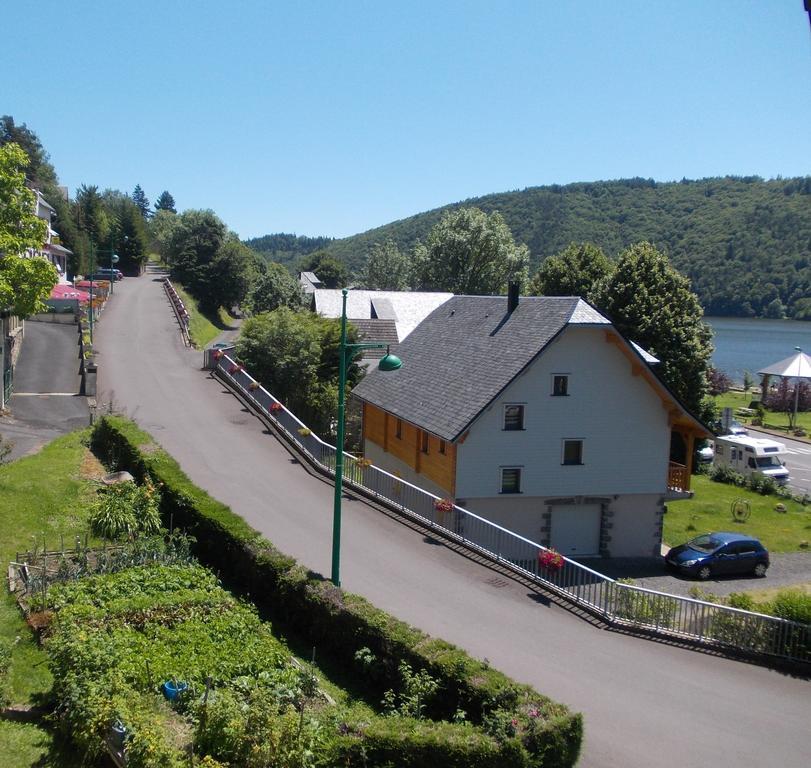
[
  {"x1": 132, "y1": 184, "x2": 151, "y2": 219},
  {"x1": 154, "y1": 190, "x2": 176, "y2": 213}
]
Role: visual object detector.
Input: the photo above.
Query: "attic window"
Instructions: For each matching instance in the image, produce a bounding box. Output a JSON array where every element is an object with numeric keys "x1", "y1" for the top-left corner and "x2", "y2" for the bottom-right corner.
[
  {"x1": 504, "y1": 404, "x2": 524, "y2": 431},
  {"x1": 552, "y1": 375, "x2": 569, "y2": 396}
]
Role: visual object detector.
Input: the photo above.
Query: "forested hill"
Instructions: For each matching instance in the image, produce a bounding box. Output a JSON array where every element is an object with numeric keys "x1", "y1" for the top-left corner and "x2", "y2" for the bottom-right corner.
[
  {"x1": 322, "y1": 176, "x2": 811, "y2": 319},
  {"x1": 244, "y1": 233, "x2": 333, "y2": 264}
]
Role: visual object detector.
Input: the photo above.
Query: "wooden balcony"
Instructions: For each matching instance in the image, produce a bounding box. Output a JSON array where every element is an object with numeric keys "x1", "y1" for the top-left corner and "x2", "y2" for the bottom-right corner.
[{"x1": 667, "y1": 461, "x2": 693, "y2": 499}]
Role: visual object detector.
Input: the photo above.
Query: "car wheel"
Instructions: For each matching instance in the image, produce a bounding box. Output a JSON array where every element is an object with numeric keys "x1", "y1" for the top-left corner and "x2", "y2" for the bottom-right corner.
[
  {"x1": 753, "y1": 562, "x2": 768, "y2": 578},
  {"x1": 696, "y1": 565, "x2": 711, "y2": 580}
]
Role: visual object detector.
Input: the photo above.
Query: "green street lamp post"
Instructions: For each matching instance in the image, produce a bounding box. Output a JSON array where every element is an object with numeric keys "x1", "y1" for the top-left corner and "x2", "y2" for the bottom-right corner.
[
  {"x1": 88, "y1": 241, "x2": 95, "y2": 345},
  {"x1": 332, "y1": 288, "x2": 401, "y2": 587}
]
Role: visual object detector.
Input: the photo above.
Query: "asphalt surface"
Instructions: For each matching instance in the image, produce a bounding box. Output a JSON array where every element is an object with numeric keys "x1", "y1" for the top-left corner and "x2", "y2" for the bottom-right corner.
[
  {"x1": 748, "y1": 426, "x2": 811, "y2": 496},
  {"x1": 1, "y1": 320, "x2": 89, "y2": 460},
  {"x1": 96, "y1": 270, "x2": 811, "y2": 768}
]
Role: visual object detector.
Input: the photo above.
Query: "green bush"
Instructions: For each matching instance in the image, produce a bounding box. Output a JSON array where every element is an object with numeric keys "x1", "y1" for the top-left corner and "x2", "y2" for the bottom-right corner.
[
  {"x1": 90, "y1": 416, "x2": 582, "y2": 767},
  {"x1": 88, "y1": 480, "x2": 161, "y2": 539}
]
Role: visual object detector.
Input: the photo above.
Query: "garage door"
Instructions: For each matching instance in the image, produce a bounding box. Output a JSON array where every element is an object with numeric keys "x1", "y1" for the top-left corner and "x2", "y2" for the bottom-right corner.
[{"x1": 550, "y1": 504, "x2": 601, "y2": 557}]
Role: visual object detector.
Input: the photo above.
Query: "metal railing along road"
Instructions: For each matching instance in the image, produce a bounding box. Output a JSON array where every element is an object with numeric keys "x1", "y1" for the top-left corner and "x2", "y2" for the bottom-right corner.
[
  {"x1": 214, "y1": 352, "x2": 810, "y2": 664},
  {"x1": 163, "y1": 279, "x2": 191, "y2": 346}
]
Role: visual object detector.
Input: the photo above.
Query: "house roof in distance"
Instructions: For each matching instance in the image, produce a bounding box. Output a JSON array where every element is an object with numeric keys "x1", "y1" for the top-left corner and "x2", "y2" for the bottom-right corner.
[
  {"x1": 353, "y1": 295, "x2": 616, "y2": 442},
  {"x1": 312, "y1": 288, "x2": 453, "y2": 342}
]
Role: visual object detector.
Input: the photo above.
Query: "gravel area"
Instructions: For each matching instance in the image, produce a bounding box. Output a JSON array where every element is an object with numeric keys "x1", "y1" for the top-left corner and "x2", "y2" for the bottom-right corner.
[{"x1": 586, "y1": 552, "x2": 811, "y2": 598}]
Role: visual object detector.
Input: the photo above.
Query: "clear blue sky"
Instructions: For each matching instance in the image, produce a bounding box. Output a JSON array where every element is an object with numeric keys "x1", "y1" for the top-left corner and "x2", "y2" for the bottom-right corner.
[{"x1": 4, "y1": 1, "x2": 810, "y2": 240}]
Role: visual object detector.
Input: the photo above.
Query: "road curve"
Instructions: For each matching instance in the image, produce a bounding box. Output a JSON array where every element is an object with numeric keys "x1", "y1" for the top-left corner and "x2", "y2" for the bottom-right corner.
[{"x1": 96, "y1": 271, "x2": 810, "y2": 768}]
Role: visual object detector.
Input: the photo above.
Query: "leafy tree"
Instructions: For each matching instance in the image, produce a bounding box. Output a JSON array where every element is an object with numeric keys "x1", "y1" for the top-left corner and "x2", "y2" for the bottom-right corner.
[
  {"x1": 0, "y1": 116, "x2": 57, "y2": 189},
  {"x1": 0, "y1": 143, "x2": 58, "y2": 315},
  {"x1": 149, "y1": 209, "x2": 180, "y2": 259},
  {"x1": 108, "y1": 196, "x2": 149, "y2": 275},
  {"x1": 0, "y1": 143, "x2": 47, "y2": 255},
  {"x1": 245, "y1": 233, "x2": 332, "y2": 266},
  {"x1": 300, "y1": 251, "x2": 349, "y2": 288},
  {"x1": 237, "y1": 308, "x2": 361, "y2": 435},
  {"x1": 245, "y1": 261, "x2": 304, "y2": 314},
  {"x1": 165, "y1": 209, "x2": 227, "y2": 288},
  {"x1": 201, "y1": 239, "x2": 252, "y2": 312},
  {"x1": 742, "y1": 370, "x2": 754, "y2": 394},
  {"x1": 707, "y1": 368, "x2": 732, "y2": 396},
  {"x1": 592, "y1": 242, "x2": 713, "y2": 418},
  {"x1": 131, "y1": 184, "x2": 151, "y2": 219},
  {"x1": 529, "y1": 242, "x2": 613, "y2": 300},
  {"x1": 360, "y1": 239, "x2": 411, "y2": 290},
  {"x1": 414, "y1": 207, "x2": 529, "y2": 294},
  {"x1": 154, "y1": 190, "x2": 176, "y2": 213}
]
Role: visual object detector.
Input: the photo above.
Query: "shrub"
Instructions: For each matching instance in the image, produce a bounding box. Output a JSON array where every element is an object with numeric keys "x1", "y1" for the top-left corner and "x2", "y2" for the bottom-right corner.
[{"x1": 89, "y1": 480, "x2": 161, "y2": 539}]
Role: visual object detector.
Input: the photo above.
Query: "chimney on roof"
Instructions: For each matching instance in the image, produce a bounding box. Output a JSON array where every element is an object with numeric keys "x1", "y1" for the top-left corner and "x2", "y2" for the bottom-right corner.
[{"x1": 507, "y1": 281, "x2": 519, "y2": 314}]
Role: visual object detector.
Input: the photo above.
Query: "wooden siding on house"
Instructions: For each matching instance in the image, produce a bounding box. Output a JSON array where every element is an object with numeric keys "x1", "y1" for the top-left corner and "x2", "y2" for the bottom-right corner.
[{"x1": 362, "y1": 403, "x2": 455, "y2": 494}]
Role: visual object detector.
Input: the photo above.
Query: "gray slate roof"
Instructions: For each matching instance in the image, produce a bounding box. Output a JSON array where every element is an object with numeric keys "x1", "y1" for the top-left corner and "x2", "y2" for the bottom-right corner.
[
  {"x1": 352, "y1": 295, "x2": 611, "y2": 442},
  {"x1": 349, "y1": 318, "x2": 399, "y2": 359}
]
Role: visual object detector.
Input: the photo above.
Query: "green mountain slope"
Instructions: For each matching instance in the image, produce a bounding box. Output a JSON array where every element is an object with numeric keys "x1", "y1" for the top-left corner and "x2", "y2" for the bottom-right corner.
[{"x1": 321, "y1": 176, "x2": 811, "y2": 319}]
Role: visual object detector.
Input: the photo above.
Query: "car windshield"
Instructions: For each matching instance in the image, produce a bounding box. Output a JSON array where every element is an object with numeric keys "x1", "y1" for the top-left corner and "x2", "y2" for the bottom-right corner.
[
  {"x1": 755, "y1": 456, "x2": 782, "y2": 468},
  {"x1": 687, "y1": 534, "x2": 722, "y2": 553}
]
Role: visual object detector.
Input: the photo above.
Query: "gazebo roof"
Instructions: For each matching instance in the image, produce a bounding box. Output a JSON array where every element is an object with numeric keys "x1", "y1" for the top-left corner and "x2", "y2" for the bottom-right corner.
[{"x1": 758, "y1": 350, "x2": 811, "y2": 379}]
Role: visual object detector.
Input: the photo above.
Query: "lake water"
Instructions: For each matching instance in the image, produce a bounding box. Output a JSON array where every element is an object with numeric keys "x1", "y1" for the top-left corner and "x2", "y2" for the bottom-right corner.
[{"x1": 705, "y1": 317, "x2": 811, "y2": 384}]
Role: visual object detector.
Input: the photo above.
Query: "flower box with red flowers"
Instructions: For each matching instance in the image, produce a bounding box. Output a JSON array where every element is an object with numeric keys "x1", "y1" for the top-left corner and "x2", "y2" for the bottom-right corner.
[
  {"x1": 247, "y1": 381, "x2": 260, "y2": 392},
  {"x1": 212, "y1": 349, "x2": 224, "y2": 360},
  {"x1": 433, "y1": 498, "x2": 454, "y2": 514},
  {"x1": 270, "y1": 402, "x2": 283, "y2": 413},
  {"x1": 538, "y1": 548, "x2": 565, "y2": 572},
  {"x1": 228, "y1": 363, "x2": 244, "y2": 375}
]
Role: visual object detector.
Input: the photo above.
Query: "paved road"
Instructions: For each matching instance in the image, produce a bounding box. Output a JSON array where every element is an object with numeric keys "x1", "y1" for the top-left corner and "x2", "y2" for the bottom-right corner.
[
  {"x1": 1, "y1": 319, "x2": 88, "y2": 460},
  {"x1": 96, "y1": 271, "x2": 810, "y2": 768},
  {"x1": 748, "y1": 426, "x2": 811, "y2": 495}
]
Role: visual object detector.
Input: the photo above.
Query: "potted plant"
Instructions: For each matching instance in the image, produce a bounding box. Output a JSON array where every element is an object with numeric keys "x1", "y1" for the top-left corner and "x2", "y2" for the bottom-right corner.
[
  {"x1": 538, "y1": 548, "x2": 565, "y2": 573},
  {"x1": 434, "y1": 498, "x2": 454, "y2": 514},
  {"x1": 248, "y1": 381, "x2": 260, "y2": 392},
  {"x1": 270, "y1": 402, "x2": 283, "y2": 413},
  {"x1": 298, "y1": 427, "x2": 311, "y2": 437}
]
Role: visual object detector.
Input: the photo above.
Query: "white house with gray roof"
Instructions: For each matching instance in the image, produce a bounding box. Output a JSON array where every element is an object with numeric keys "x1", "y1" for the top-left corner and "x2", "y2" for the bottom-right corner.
[{"x1": 352, "y1": 291, "x2": 709, "y2": 559}]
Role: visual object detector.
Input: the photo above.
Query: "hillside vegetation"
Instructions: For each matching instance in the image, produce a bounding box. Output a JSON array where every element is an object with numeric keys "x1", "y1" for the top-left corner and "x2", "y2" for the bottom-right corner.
[{"x1": 318, "y1": 176, "x2": 811, "y2": 319}]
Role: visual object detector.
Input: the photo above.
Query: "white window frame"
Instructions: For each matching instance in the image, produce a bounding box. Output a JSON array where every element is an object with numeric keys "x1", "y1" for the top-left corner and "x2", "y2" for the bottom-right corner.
[
  {"x1": 500, "y1": 466, "x2": 522, "y2": 494},
  {"x1": 503, "y1": 403, "x2": 525, "y2": 431}
]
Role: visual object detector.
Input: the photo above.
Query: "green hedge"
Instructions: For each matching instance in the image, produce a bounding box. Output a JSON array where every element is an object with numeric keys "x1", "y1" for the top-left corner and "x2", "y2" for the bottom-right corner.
[{"x1": 91, "y1": 416, "x2": 582, "y2": 766}]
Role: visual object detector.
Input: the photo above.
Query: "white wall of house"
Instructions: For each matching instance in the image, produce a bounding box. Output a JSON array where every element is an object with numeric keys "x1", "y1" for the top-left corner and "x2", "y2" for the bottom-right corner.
[{"x1": 455, "y1": 326, "x2": 670, "y2": 500}]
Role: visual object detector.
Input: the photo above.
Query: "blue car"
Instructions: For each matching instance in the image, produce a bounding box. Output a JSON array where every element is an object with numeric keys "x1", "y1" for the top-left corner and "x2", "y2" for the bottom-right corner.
[{"x1": 665, "y1": 532, "x2": 769, "y2": 580}]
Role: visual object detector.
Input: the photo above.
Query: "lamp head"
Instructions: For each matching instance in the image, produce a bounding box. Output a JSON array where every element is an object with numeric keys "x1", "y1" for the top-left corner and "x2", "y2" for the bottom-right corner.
[{"x1": 378, "y1": 346, "x2": 402, "y2": 372}]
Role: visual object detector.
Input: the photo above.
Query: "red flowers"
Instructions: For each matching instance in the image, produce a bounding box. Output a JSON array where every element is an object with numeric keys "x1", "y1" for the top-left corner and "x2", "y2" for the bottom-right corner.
[
  {"x1": 538, "y1": 548, "x2": 564, "y2": 572},
  {"x1": 433, "y1": 498, "x2": 454, "y2": 514},
  {"x1": 270, "y1": 402, "x2": 283, "y2": 413}
]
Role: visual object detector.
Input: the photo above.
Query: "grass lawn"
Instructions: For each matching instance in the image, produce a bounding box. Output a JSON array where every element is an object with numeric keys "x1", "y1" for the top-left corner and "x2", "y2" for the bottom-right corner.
[
  {"x1": 712, "y1": 390, "x2": 811, "y2": 436},
  {"x1": 172, "y1": 284, "x2": 236, "y2": 349},
  {"x1": 0, "y1": 431, "x2": 103, "y2": 767},
  {"x1": 665, "y1": 474, "x2": 811, "y2": 551}
]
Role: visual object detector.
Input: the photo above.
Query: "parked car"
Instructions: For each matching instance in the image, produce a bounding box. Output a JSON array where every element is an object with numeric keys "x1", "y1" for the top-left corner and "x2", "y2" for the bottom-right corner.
[
  {"x1": 696, "y1": 441, "x2": 714, "y2": 463},
  {"x1": 89, "y1": 268, "x2": 123, "y2": 281},
  {"x1": 665, "y1": 532, "x2": 769, "y2": 580}
]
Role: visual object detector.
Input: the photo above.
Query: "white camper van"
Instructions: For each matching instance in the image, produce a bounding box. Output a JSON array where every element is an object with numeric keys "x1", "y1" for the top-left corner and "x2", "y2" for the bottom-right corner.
[{"x1": 713, "y1": 435, "x2": 790, "y2": 485}]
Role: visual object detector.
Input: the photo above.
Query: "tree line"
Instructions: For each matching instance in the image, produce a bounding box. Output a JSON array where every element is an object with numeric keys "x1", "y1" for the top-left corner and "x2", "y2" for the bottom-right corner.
[
  {"x1": 315, "y1": 176, "x2": 811, "y2": 320},
  {"x1": 0, "y1": 116, "x2": 176, "y2": 280}
]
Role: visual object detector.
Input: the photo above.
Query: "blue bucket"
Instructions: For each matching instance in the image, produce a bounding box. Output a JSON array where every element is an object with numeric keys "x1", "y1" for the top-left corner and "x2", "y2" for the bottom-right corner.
[{"x1": 161, "y1": 680, "x2": 188, "y2": 700}]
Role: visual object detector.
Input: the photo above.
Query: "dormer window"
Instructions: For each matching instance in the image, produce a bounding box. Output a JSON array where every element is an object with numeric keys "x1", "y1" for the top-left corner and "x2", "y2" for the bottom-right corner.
[{"x1": 504, "y1": 404, "x2": 524, "y2": 431}]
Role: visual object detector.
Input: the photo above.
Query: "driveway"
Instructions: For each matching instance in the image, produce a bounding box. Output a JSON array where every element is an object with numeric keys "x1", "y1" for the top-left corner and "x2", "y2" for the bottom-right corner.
[
  {"x1": 1, "y1": 319, "x2": 88, "y2": 460},
  {"x1": 593, "y1": 552, "x2": 810, "y2": 597},
  {"x1": 95, "y1": 270, "x2": 810, "y2": 768}
]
